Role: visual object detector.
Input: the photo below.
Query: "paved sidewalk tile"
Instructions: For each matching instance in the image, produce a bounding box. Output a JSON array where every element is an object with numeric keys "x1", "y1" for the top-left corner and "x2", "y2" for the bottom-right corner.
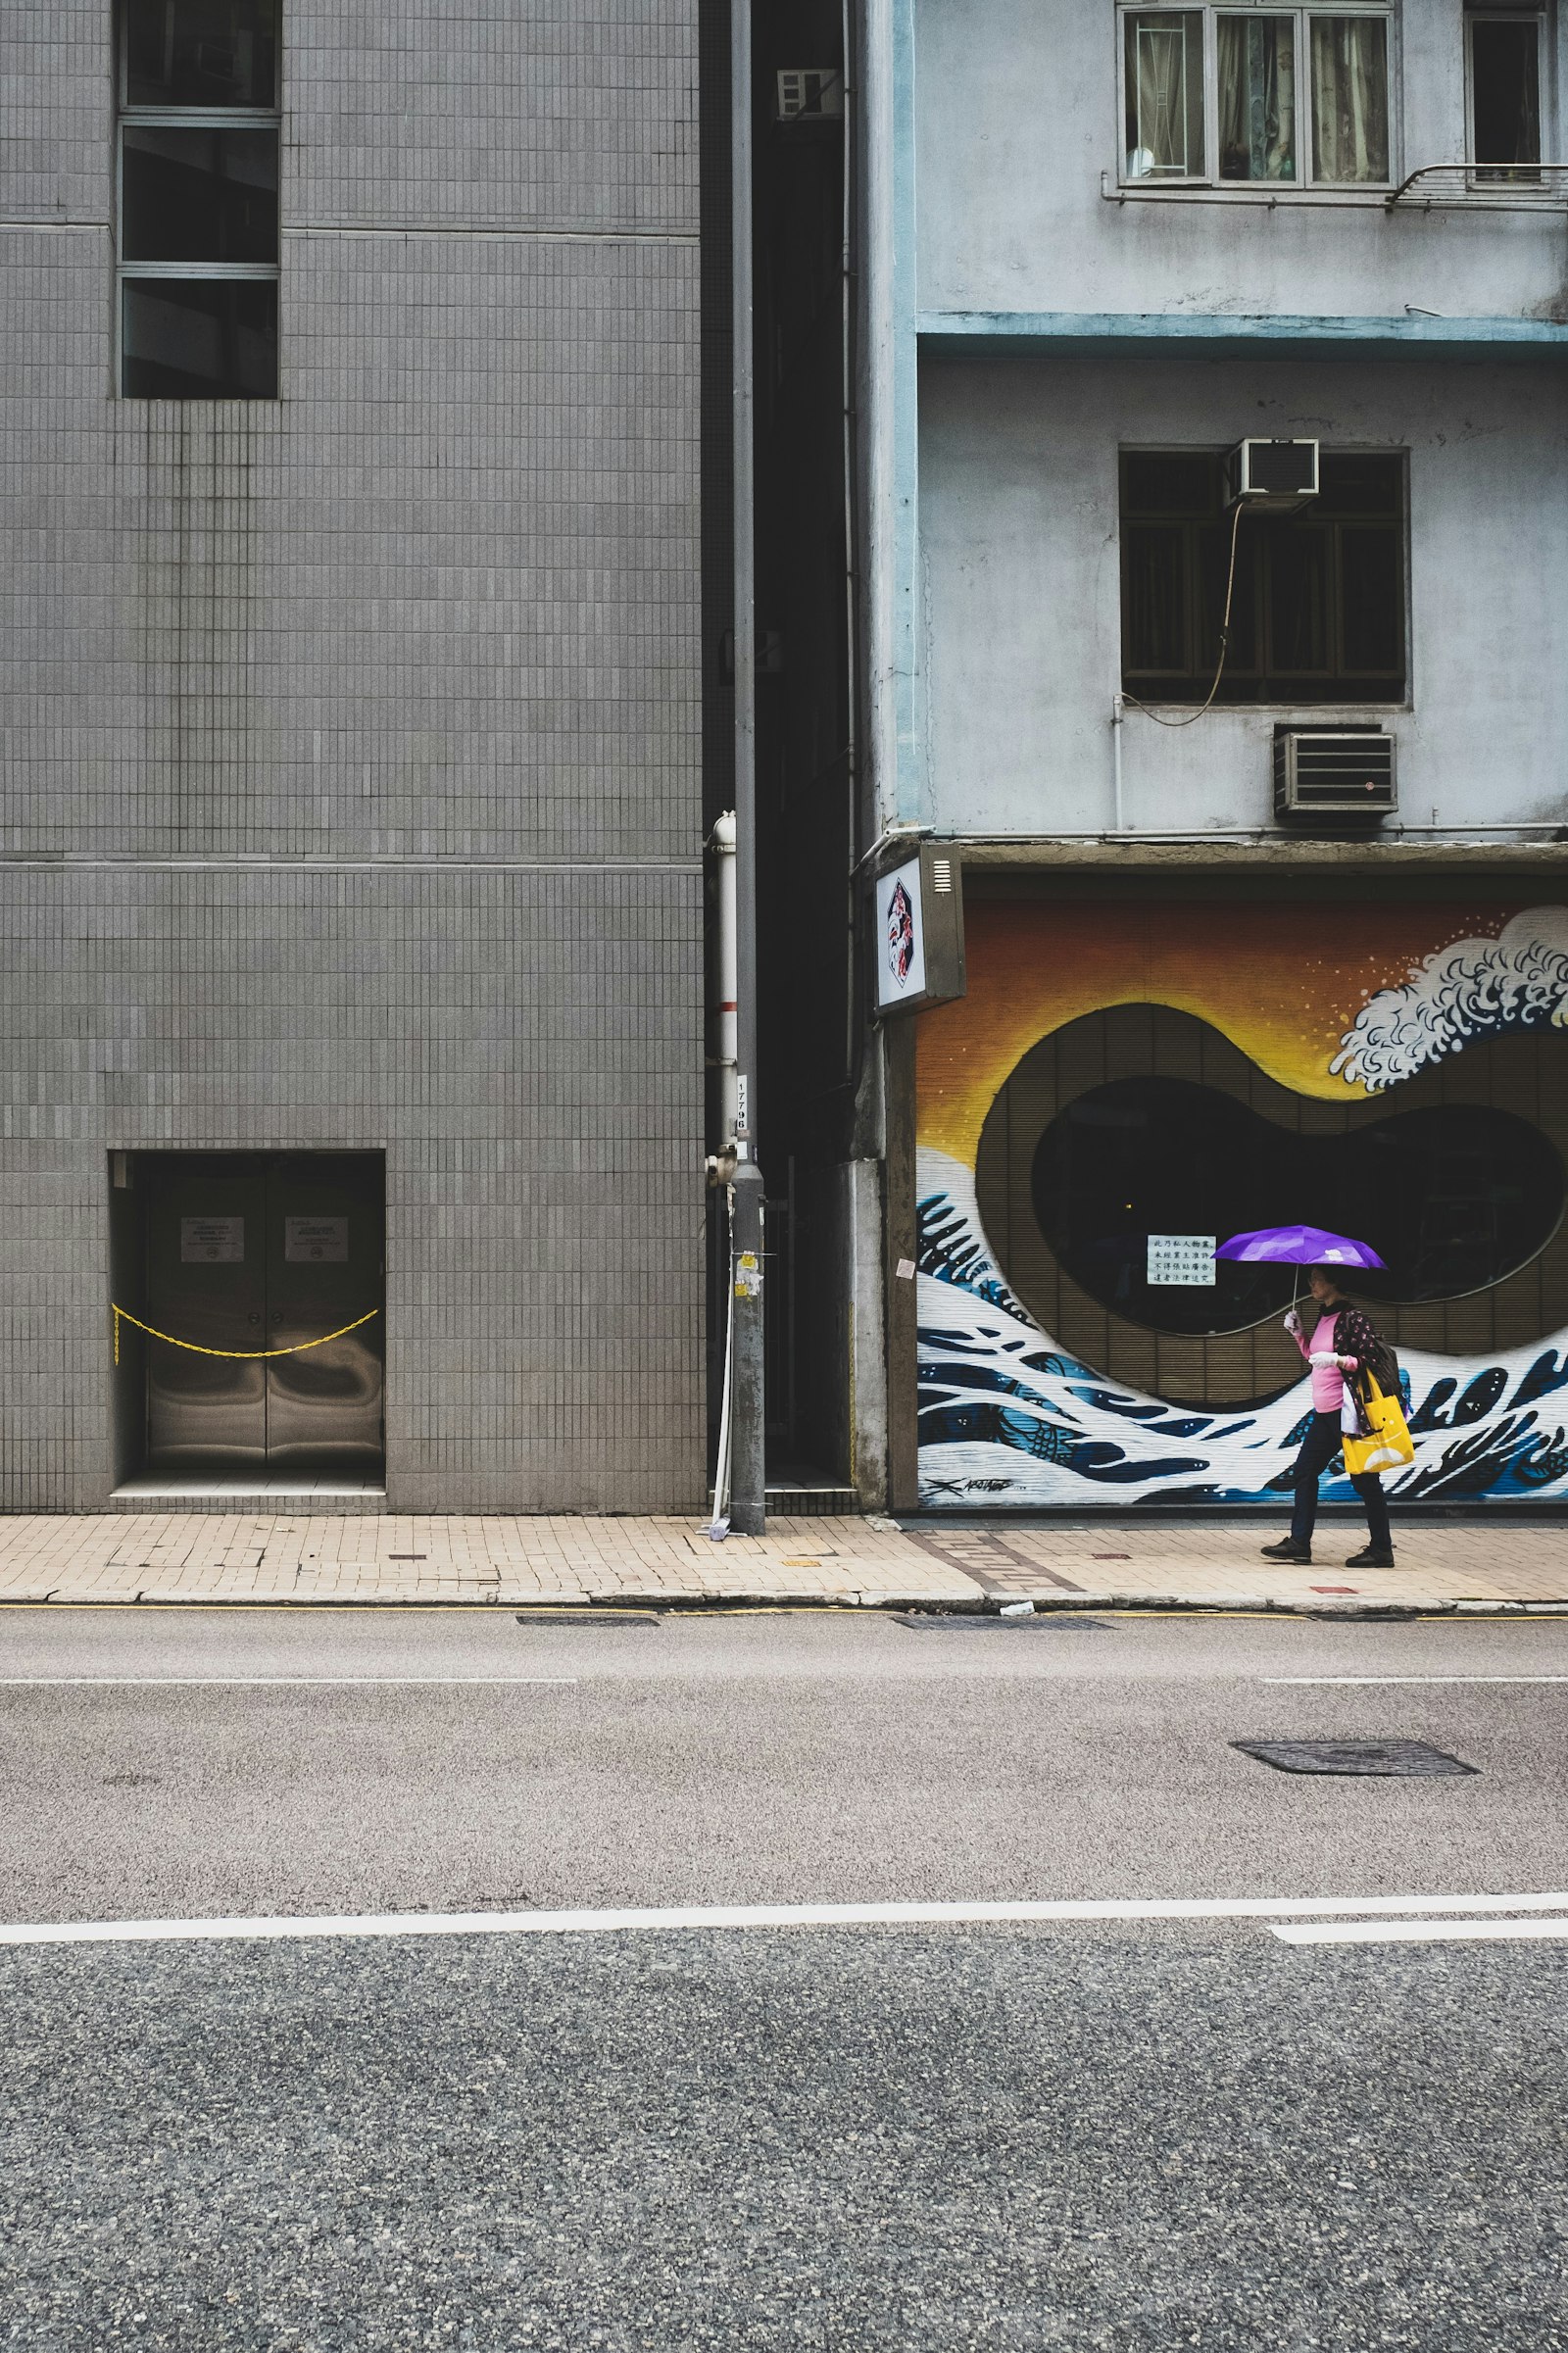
[{"x1": 0, "y1": 1512, "x2": 1562, "y2": 1611}]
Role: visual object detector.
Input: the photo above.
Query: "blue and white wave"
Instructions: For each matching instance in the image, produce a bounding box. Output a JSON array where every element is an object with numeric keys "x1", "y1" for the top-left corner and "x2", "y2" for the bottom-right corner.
[
  {"x1": 916, "y1": 1148, "x2": 1568, "y2": 1508},
  {"x1": 1332, "y1": 907, "x2": 1568, "y2": 1093}
]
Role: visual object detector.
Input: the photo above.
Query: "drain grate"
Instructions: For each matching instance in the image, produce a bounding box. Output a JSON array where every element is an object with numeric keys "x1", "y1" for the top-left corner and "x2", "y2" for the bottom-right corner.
[
  {"x1": 514, "y1": 1611, "x2": 662, "y2": 1628},
  {"x1": 896, "y1": 1612, "x2": 1107, "y2": 1634},
  {"x1": 1234, "y1": 1738, "x2": 1477, "y2": 1778}
]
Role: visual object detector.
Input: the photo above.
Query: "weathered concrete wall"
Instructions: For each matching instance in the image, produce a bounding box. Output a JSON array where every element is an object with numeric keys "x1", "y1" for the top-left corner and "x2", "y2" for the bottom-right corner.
[
  {"x1": 914, "y1": 0, "x2": 1568, "y2": 324},
  {"x1": 918, "y1": 354, "x2": 1568, "y2": 837},
  {"x1": 0, "y1": 0, "x2": 706, "y2": 1509}
]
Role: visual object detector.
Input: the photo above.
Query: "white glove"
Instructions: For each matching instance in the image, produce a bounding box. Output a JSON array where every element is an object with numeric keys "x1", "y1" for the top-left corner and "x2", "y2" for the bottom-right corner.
[
  {"x1": 1308, "y1": 1350, "x2": 1339, "y2": 1368},
  {"x1": 1283, "y1": 1310, "x2": 1301, "y2": 1337}
]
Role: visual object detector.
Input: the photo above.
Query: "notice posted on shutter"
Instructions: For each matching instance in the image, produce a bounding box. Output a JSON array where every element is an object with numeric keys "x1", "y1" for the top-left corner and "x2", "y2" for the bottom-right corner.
[{"x1": 1146, "y1": 1234, "x2": 1216, "y2": 1287}]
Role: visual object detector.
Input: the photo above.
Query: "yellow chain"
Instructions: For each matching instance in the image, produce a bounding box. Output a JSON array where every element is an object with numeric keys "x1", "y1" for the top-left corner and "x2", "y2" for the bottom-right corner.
[{"x1": 113, "y1": 1305, "x2": 379, "y2": 1366}]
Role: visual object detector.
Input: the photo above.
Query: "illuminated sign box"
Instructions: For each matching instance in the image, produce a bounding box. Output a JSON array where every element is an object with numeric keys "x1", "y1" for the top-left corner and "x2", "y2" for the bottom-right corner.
[{"x1": 871, "y1": 844, "x2": 966, "y2": 1017}]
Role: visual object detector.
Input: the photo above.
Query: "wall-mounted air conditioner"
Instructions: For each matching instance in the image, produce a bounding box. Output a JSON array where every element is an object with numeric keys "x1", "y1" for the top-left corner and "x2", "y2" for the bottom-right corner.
[
  {"x1": 1224, "y1": 438, "x2": 1320, "y2": 513},
  {"x1": 1274, "y1": 730, "x2": 1396, "y2": 823}
]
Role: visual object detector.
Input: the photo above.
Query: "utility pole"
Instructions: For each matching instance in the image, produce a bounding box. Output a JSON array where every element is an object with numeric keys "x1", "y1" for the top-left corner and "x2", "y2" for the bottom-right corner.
[{"x1": 728, "y1": 0, "x2": 766, "y2": 1535}]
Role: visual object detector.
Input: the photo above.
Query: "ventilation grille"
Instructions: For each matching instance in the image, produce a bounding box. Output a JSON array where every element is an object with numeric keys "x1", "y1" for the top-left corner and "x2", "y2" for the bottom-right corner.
[
  {"x1": 1274, "y1": 731, "x2": 1396, "y2": 821},
  {"x1": 776, "y1": 69, "x2": 844, "y2": 120}
]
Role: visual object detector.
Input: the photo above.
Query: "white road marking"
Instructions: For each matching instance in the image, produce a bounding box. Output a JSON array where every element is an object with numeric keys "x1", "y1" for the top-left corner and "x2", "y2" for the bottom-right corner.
[
  {"x1": 0, "y1": 1677, "x2": 578, "y2": 1688},
  {"x1": 3, "y1": 1891, "x2": 1567, "y2": 1949},
  {"x1": 1264, "y1": 1676, "x2": 1568, "y2": 1687},
  {"x1": 1274, "y1": 1916, "x2": 1568, "y2": 1947}
]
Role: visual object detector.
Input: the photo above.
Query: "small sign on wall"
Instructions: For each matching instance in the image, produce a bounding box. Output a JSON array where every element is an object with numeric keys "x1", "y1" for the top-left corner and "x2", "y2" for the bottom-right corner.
[
  {"x1": 875, "y1": 855, "x2": 928, "y2": 1008},
  {"x1": 285, "y1": 1216, "x2": 349, "y2": 1263},
  {"x1": 1147, "y1": 1234, "x2": 1216, "y2": 1287},
  {"x1": 870, "y1": 843, "x2": 965, "y2": 1017},
  {"x1": 180, "y1": 1216, "x2": 245, "y2": 1263}
]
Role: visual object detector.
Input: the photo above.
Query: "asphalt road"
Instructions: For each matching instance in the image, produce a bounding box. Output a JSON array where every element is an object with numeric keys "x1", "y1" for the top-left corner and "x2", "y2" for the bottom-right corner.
[{"x1": 2, "y1": 1606, "x2": 1566, "y2": 2349}]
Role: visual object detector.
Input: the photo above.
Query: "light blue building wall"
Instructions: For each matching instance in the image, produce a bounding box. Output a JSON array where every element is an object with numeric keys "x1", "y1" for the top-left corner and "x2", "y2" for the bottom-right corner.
[
  {"x1": 857, "y1": 0, "x2": 1568, "y2": 1514},
  {"x1": 917, "y1": 0, "x2": 1568, "y2": 323},
  {"x1": 863, "y1": 0, "x2": 1568, "y2": 843}
]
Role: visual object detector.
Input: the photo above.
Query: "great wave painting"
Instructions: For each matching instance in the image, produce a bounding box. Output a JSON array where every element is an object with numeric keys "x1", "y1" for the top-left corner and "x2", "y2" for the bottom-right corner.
[{"x1": 915, "y1": 902, "x2": 1568, "y2": 1508}]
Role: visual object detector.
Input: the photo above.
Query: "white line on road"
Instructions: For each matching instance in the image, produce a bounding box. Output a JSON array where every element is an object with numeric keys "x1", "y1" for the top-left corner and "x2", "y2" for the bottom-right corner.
[
  {"x1": 1274, "y1": 1916, "x2": 1568, "y2": 1947},
  {"x1": 0, "y1": 1677, "x2": 578, "y2": 1688},
  {"x1": 1263, "y1": 1676, "x2": 1568, "y2": 1687},
  {"x1": 3, "y1": 1891, "x2": 1568, "y2": 1949}
]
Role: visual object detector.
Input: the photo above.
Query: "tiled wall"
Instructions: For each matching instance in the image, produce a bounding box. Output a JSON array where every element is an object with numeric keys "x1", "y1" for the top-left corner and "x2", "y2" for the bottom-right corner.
[{"x1": 0, "y1": 1, "x2": 706, "y2": 1509}]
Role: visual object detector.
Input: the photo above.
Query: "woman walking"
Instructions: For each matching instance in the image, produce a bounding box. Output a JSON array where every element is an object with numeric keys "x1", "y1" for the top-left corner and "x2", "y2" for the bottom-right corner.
[{"x1": 1260, "y1": 1267, "x2": 1397, "y2": 1568}]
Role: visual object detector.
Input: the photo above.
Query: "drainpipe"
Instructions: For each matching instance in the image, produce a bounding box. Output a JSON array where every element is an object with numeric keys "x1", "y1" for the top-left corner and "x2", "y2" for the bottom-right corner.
[
  {"x1": 710, "y1": 810, "x2": 739, "y2": 1149},
  {"x1": 1112, "y1": 691, "x2": 1125, "y2": 833},
  {"x1": 727, "y1": 0, "x2": 766, "y2": 1536}
]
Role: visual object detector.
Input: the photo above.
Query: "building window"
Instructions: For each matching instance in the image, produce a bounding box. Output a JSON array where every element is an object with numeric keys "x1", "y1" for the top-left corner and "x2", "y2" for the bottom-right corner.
[
  {"x1": 1119, "y1": 450, "x2": 1406, "y2": 705},
  {"x1": 118, "y1": 0, "x2": 279, "y2": 397},
  {"x1": 1467, "y1": 13, "x2": 1544, "y2": 180},
  {"x1": 1120, "y1": 8, "x2": 1392, "y2": 186}
]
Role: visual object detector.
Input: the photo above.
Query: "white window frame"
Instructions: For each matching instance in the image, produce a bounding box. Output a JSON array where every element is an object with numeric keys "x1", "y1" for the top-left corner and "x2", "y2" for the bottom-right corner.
[
  {"x1": 1464, "y1": 9, "x2": 1548, "y2": 181},
  {"x1": 1116, "y1": 4, "x2": 1398, "y2": 192},
  {"x1": 115, "y1": 7, "x2": 281, "y2": 396}
]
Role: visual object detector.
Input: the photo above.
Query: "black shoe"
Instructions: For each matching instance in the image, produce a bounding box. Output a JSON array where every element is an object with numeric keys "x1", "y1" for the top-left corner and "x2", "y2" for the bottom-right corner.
[
  {"x1": 1346, "y1": 1544, "x2": 1396, "y2": 1569},
  {"x1": 1260, "y1": 1539, "x2": 1311, "y2": 1564}
]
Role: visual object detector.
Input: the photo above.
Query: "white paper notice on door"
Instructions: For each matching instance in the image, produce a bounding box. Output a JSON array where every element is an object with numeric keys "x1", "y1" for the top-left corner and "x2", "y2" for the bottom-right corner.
[
  {"x1": 1146, "y1": 1234, "x2": 1217, "y2": 1288},
  {"x1": 180, "y1": 1216, "x2": 245, "y2": 1263},
  {"x1": 285, "y1": 1215, "x2": 349, "y2": 1263}
]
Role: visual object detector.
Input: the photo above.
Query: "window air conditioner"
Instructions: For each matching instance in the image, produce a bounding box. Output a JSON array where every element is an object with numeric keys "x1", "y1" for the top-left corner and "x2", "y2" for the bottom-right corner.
[
  {"x1": 1274, "y1": 730, "x2": 1396, "y2": 823},
  {"x1": 1224, "y1": 438, "x2": 1320, "y2": 513}
]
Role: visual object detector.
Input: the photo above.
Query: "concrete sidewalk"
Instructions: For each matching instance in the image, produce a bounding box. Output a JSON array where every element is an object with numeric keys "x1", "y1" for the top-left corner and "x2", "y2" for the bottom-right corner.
[{"x1": 1, "y1": 1511, "x2": 1566, "y2": 1614}]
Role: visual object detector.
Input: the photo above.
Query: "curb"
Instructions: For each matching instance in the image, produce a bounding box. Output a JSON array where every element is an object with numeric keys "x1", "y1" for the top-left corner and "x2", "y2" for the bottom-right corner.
[{"x1": 4, "y1": 1590, "x2": 1567, "y2": 1618}]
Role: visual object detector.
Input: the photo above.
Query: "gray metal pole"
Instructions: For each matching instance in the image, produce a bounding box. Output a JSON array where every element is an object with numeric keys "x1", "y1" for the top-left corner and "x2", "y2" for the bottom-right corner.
[{"x1": 729, "y1": 0, "x2": 766, "y2": 1535}]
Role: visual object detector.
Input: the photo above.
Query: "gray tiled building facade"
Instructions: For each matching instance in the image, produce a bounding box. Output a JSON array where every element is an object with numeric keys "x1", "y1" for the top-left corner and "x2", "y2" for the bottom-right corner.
[{"x1": 1, "y1": 2, "x2": 706, "y2": 1510}]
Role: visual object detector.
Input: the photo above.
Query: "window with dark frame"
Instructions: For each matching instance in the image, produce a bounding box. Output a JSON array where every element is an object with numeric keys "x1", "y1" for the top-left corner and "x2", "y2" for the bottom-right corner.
[
  {"x1": 118, "y1": 0, "x2": 280, "y2": 398},
  {"x1": 1467, "y1": 12, "x2": 1544, "y2": 181},
  {"x1": 1119, "y1": 451, "x2": 1406, "y2": 705}
]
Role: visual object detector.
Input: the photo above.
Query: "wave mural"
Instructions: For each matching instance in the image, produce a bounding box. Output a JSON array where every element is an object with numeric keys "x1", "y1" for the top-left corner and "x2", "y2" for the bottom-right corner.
[
  {"x1": 915, "y1": 902, "x2": 1568, "y2": 1509},
  {"x1": 1332, "y1": 907, "x2": 1568, "y2": 1091},
  {"x1": 916, "y1": 1149, "x2": 1568, "y2": 1508}
]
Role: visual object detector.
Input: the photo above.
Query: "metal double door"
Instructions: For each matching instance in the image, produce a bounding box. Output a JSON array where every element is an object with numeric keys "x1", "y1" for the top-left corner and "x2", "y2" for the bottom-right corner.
[{"x1": 144, "y1": 1152, "x2": 384, "y2": 1471}]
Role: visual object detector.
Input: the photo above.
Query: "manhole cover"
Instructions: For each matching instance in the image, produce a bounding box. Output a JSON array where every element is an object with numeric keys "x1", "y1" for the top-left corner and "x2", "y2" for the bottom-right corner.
[
  {"x1": 1233, "y1": 1739, "x2": 1477, "y2": 1778},
  {"x1": 896, "y1": 1612, "x2": 1107, "y2": 1634}
]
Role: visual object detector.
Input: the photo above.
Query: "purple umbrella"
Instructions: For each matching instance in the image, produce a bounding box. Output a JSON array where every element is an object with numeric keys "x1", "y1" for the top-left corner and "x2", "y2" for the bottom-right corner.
[{"x1": 1215, "y1": 1225, "x2": 1386, "y2": 1270}]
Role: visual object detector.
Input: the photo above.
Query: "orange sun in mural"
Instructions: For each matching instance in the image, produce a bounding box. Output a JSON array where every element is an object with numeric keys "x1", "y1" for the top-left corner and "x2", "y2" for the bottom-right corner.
[{"x1": 916, "y1": 898, "x2": 1542, "y2": 1166}]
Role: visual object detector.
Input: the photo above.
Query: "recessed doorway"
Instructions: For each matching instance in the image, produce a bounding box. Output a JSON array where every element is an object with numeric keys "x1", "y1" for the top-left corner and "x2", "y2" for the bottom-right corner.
[{"x1": 111, "y1": 1151, "x2": 385, "y2": 1485}]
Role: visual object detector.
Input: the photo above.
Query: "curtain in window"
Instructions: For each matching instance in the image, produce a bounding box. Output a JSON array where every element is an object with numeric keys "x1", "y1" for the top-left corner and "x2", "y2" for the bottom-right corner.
[
  {"x1": 1310, "y1": 16, "x2": 1390, "y2": 182},
  {"x1": 1218, "y1": 16, "x2": 1297, "y2": 181},
  {"x1": 1125, "y1": 12, "x2": 1203, "y2": 176}
]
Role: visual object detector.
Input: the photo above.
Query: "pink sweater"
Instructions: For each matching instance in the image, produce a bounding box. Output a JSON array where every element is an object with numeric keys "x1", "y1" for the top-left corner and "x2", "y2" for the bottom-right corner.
[{"x1": 1295, "y1": 1310, "x2": 1359, "y2": 1411}]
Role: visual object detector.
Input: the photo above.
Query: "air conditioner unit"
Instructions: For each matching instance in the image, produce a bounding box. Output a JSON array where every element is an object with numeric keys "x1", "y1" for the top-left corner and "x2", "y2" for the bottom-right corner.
[
  {"x1": 1224, "y1": 438, "x2": 1319, "y2": 513},
  {"x1": 776, "y1": 69, "x2": 844, "y2": 121},
  {"x1": 1274, "y1": 730, "x2": 1396, "y2": 822}
]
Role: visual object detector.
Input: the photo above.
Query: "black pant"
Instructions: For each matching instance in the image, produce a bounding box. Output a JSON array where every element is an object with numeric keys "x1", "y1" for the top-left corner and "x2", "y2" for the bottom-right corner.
[{"x1": 1289, "y1": 1410, "x2": 1392, "y2": 1550}]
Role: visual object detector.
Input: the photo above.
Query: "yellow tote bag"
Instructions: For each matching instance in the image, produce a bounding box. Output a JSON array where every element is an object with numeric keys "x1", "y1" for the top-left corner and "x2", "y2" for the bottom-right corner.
[{"x1": 1342, "y1": 1376, "x2": 1414, "y2": 1479}]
